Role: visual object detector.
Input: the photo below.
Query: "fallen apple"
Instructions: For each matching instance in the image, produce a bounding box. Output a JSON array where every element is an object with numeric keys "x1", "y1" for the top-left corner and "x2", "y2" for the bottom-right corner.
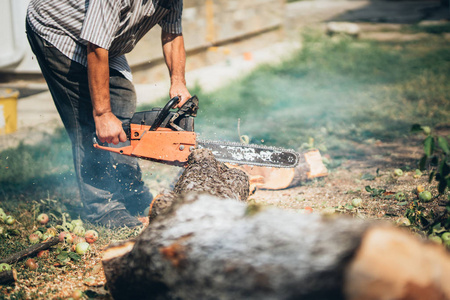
[
  {"x1": 71, "y1": 289, "x2": 84, "y2": 300},
  {"x1": 37, "y1": 250, "x2": 50, "y2": 258},
  {"x1": 422, "y1": 126, "x2": 431, "y2": 135},
  {"x1": 33, "y1": 231, "x2": 43, "y2": 239},
  {"x1": 416, "y1": 185, "x2": 425, "y2": 194},
  {"x1": 36, "y1": 213, "x2": 49, "y2": 225},
  {"x1": 59, "y1": 231, "x2": 74, "y2": 243},
  {"x1": 65, "y1": 223, "x2": 74, "y2": 232},
  {"x1": 0, "y1": 211, "x2": 6, "y2": 222},
  {"x1": 445, "y1": 240, "x2": 450, "y2": 249},
  {"x1": 428, "y1": 235, "x2": 442, "y2": 244},
  {"x1": 84, "y1": 230, "x2": 99, "y2": 244},
  {"x1": 5, "y1": 216, "x2": 15, "y2": 225},
  {"x1": 25, "y1": 258, "x2": 38, "y2": 270},
  {"x1": 73, "y1": 226, "x2": 86, "y2": 237},
  {"x1": 395, "y1": 192, "x2": 406, "y2": 201},
  {"x1": 351, "y1": 198, "x2": 363, "y2": 207},
  {"x1": 419, "y1": 191, "x2": 432, "y2": 202},
  {"x1": 71, "y1": 219, "x2": 83, "y2": 228},
  {"x1": 46, "y1": 227, "x2": 58, "y2": 237},
  {"x1": 75, "y1": 242, "x2": 90, "y2": 255},
  {"x1": 64, "y1": 233, "x2": 75, "y2": 244},
  {"x1": 0, "y1": 263, "x2": 11, "y2": 272},
  {"x1": 441, "y1": 232, "x2": 450, "y2": 243},
  {"x1": 41, "y1": 233, "x2": 52, "y2": 241},
  {"x1": 321, "y1": 207, "x2": 336, "y2": 216},
  {"x1": 395, "y1": 217, "x2": 411, "y2": 227},
  {"x1": 73, "y1": 236, "x2": 86, "y2": 246},
  {"x1": 393, "y1": 169, "x2": 403, "y2": 177},
  {"x1": 29, "y1": 233, "x2": 41, "y2": 245}
]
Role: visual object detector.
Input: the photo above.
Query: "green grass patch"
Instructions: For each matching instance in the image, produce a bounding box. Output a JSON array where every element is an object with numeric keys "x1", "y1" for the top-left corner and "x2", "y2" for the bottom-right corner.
[
  {"x1": 0, "y1": 128, "x2": 76, "y2": 198},
  {"x1": 188, "y1": 30, "x2": 449, "y2": 158}
]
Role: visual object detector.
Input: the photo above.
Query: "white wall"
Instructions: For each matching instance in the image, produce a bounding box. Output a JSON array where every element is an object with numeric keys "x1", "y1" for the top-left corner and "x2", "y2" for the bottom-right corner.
[{"x1": 0, "y1": 0, "x2": 35, "y2": 71}]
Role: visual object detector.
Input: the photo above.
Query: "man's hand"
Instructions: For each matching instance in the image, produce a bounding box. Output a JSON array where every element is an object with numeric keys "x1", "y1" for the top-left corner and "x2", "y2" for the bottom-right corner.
[
  {"x1": 170, "y1": 81, "x2": 191, "y2": 108},
  {"x1": 87, "y1": 43, "x2": 127, "y2": 144},
  {"x1": 94, "y1": 111, "x2": 127, "y2": 145},
  {"x1": 162, "y1": 31, "x2": 191, "y2": 108}
]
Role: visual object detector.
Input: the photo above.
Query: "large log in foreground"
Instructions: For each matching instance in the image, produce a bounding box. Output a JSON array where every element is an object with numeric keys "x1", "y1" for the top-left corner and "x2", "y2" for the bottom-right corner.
[
  {"x1": 103, "y1": 194, "x2": 450, "y2": 300},
  {"x1": 103, "y1": 150, "x2": 450, "y2": 300}
]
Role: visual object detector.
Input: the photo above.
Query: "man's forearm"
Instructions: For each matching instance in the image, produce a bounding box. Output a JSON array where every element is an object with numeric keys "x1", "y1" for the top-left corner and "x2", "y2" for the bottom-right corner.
[
  {"x1": 87, "y1": 43, "x2": 126, "y2": 144},
  {"x1": 162, "y1": 31, "x2": 191, "y2": 107},
  {"x1": 162, "y1": 32, "x2": 187, "y2": 85},
  {"x1": 87, "y1": 43, "x2": 111, "y2": 117}
]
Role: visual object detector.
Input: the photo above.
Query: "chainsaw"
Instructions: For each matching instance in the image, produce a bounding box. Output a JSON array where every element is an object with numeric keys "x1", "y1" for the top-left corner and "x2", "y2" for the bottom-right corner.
[{"x1": 93, "y1": 96, "x2": 300, "y2": 168}]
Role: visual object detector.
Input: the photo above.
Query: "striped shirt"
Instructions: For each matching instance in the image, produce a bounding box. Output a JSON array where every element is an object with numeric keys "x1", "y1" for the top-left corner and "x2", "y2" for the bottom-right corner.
[{"x1": 27, "y1": 0, "x2": 183, "y2": 81}]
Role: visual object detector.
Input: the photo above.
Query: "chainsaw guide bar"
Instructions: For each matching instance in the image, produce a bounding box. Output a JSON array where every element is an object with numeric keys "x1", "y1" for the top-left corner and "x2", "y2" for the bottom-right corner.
[{"x1": 197, "y1": 139, "x2": 300, "y2": 168}]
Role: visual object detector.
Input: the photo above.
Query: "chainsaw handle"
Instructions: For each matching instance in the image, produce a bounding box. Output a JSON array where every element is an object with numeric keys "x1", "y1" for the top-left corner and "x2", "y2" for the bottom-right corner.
[
  {"x1": 92, "y1": 122, "x2": 131, "y2": 146},
  {"x1": 149, "y1": 96, "x2": 180, "y2": 131}
]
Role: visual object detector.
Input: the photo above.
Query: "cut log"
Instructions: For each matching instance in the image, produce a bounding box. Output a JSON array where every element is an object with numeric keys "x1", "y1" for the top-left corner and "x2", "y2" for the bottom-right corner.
[
  {"x1": 0, "y1": 269, "x2": 17, "y2": 285},
  {"x1": 228, "y1": 149, "x2": 328, "y2": 190},
  {"x1": 345, "y1": 227, "x2": 450, "y2": 300},
  {"x1": 104, "y1": 196, "x2": 450, "y2": 300},
  {"x1": 0, "y1": 237, "x2": 60, "y2": 265},
  {"x1": 149, "y1": 149, "x2": 249, "y2": 220},
  {"x1": 104, "y1": 194, "x2": 371, "y2": 300},
  {"x1": 103, "y1": 149, "x2": 450, "y2": 300}
]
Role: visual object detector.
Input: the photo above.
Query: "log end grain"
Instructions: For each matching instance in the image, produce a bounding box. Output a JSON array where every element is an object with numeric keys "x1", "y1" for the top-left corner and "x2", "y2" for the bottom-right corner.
[{"x1": 345, "y1": 227, "x2": 450, "y2": 300}]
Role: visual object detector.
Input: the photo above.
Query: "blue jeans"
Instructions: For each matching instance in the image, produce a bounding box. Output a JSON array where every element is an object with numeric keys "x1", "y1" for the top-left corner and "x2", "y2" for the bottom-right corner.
[{"x1": 26, "y1": 22, "x2": 152, "y2": 222}]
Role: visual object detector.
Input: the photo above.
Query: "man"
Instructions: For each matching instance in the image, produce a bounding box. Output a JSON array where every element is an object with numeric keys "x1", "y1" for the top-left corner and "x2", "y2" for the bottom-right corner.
[{"x1": 26, "y1": 0, "x2": 191, "y2": 228}]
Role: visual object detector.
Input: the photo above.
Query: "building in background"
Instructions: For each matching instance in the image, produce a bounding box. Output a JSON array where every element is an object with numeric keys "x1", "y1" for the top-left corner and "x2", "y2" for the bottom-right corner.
[{"x1": 0, "y1": 0, "x2": 40, "y2": 74}]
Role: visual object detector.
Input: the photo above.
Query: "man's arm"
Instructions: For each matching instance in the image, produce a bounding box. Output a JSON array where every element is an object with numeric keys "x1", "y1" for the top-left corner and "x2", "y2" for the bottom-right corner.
[
  {"x1": 161, "y1": 31, "x2": 191, "y2": 108},
  {"x1": 87, "y1": 43, "x2": 126, "y2": 145}
]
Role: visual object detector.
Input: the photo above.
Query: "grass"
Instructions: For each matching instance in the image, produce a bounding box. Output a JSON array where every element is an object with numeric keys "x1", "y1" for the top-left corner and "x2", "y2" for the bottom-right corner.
[
  {"x1": 1, "y1": 24, "x2": 450, "y2": 298},
  {"x1": 187, "y1": 29, "x2": 450, "y2": 159}
]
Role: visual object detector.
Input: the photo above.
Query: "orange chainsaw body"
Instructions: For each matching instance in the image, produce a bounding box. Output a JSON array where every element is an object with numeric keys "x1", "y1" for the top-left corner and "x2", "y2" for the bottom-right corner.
[{"x1": 94, "y1": 123, "x2": 197, "y2": 166}]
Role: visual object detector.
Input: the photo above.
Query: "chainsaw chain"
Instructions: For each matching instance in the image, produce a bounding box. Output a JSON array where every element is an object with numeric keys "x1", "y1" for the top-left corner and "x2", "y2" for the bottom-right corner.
[{"x1": 197, "y1": 139, "x2": 300, "y2": 168}]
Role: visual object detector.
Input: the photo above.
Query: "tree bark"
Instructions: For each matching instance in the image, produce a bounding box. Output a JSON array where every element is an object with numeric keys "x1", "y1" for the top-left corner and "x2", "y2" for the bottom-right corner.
[
  {"x1": 103, "y1": 149, "x2": 450, "y2": 300},
  {"x1": 149, "y1": 149, "x2": 249, "y2": 221},
  {"x1": 0, "y1": 237, "x2": 59, "y2": 265},
  {"x1": 0, "y1": 269, "x2": 17, "y2": 285}
]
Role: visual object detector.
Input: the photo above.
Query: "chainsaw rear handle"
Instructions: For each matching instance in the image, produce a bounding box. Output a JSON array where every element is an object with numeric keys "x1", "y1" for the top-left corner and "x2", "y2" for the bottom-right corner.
[
  {"x1": 93, "y1": 96, "x2": 179, "y2": 144},
  {"x1": 149, "y1": 96, "x2": 180, "y2": 131},
  {"x1": 92, "y1": 122, "x2": 131, "y2": 146}
]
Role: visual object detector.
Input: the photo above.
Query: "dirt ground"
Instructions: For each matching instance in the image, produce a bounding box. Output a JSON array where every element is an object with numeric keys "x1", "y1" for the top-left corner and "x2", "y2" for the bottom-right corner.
[{"x1": 139, "y1": 128, "x2": 447, "y2": 229}]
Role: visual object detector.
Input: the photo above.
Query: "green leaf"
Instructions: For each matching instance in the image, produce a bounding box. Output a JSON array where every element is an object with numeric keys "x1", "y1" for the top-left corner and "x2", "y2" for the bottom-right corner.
[
  {"x1": 397, "y1": 201, "x2": 408, "y2": 206},
  {"x1": 344, "y1": 204, "x2": 354, "y2": 210},
  {"x1": 438, "y1": 136, "x2": 450, "y2": 154},
  {"x1": 432, "y1": 223, "x2": 446, "y2": 234},
  {"x1": 365, "y1": 186, "x2": 374, "y2": 193},
  {"x1": 419, "y1": 155, "x2": 427, "y2": 171},
  {"x1": 57, "y1": 252, "x2": 69, "y2": 261},
  {"x1": 68, "y1": 252, "x2": 81, "y2": 261},
  {"x1": 429, "y1": 171, "x2": 436, "y2": 183},
  {"x1": 361, "y1": 173, "x2": 376, "y2": 181},
  {"x1": 442, "y1": 161, "x2": 450, "y2": 177},
  {"x1": 424, "y1": 136, "x2": 435, "y2": 157},
  {"x1": 438, "y1": 178, "x2": 447, "y2": 194}
]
